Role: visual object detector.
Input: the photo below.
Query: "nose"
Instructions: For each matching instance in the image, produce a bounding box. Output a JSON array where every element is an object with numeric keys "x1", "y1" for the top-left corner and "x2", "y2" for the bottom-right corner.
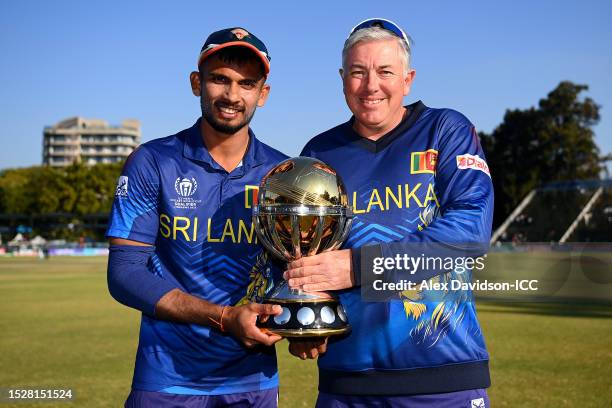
[
  {"x1": 225, "y1": 81, "x2": 241, "y2": 103},
  {"x1": 364, "y1": 71, "x2": 379, "y2": 93}
]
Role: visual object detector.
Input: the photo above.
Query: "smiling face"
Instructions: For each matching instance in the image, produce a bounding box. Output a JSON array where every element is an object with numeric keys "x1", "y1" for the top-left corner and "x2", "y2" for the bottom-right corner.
[
  {"x1": 341, "y1": 39, "x2": 415, "y2": 139},
  {"x1": 190, "y1": 52, "x2": 269, "y2": 135}
]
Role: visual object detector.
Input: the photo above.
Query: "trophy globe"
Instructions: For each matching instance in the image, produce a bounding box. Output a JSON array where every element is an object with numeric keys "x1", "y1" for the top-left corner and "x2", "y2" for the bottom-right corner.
[{"x1": 253, "y1": 157, "x2": 353, "y2": 336}]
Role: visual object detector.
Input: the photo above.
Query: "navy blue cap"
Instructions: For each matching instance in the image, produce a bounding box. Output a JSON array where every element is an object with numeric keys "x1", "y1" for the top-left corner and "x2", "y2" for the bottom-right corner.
[{"x1": 198, "y1": 27, "x2": 270, "y2": 73}]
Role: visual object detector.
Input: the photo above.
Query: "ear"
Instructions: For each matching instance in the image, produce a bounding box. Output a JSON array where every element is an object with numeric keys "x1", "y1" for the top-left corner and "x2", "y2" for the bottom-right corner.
[
  {"x1": 256, "y1": 83, "x2": 271, "y2": 107},
  {"x1": 339, "y1": 69, "x2": 347, "y2": 94},
  {"x1": 403, "y1": 69, "x2": 416, "y2": 96},
  {"x1": 190, "y1": 71, "x2": 201, "y2": 97}
]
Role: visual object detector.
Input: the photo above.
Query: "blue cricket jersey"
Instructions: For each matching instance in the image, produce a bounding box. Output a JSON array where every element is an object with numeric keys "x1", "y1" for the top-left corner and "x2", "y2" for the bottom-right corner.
[
  {"x1": 301, "y1": 101, "x2": 494, "y2": 395},
  {"x1": 106, "y1": 119, "x2": 287, "y2": 395}
]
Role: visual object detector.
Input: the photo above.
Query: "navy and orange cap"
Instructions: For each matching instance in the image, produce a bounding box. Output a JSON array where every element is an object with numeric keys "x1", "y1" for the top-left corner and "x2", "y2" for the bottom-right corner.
[{"x1": 198, "y1": 27, "x2": 271, "y2": 74}]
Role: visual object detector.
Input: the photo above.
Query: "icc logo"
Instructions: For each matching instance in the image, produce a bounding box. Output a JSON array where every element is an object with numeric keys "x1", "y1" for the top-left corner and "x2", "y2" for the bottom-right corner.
[{"x1": 175, "y1": 177, "x2": 198, "y2": 197}]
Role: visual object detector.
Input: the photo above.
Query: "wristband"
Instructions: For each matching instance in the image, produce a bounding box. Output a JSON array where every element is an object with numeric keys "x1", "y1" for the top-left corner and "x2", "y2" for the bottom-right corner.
[{"x1": 208, "y1": 305, "x2": 228, "y2": 332}]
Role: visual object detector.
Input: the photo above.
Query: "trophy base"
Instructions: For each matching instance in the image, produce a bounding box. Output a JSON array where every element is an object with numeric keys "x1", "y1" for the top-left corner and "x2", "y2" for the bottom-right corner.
[
  {"x1": 265, "y1": 326, "x2": 350, "y2": 337},
  {"x1": 258, "y1": 294, "x2": 350, "y2": 338}
]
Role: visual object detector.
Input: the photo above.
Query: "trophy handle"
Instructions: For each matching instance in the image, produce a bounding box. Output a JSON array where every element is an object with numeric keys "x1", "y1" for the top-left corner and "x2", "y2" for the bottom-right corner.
[
  {"x1": 328, "y1": 216, "x2": 353, "y2": 251},
  {"x1": 290, "y1": 214, "x2": 302, "y2": 259},
  {"x1": 336, "y1": 217, "x2": 354, "y2": 247},
  {"x1": 267, "y1": 214, "x2": 292, "y2": 259},
  {"x1": 307, "y1": 215, "x2": 326, "y2": 256},
  {"x1": 253, "y1": 214, "x2": 290, "y2": 261}
]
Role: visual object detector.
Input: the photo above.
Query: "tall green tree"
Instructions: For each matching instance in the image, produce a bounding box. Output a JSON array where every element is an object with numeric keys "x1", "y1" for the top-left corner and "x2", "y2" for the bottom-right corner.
[
  {"x1": 0, "y1": 162, "x2": 123, "y2": 239},
  {"x1": 0, "y1": 167, "x2": 38, "y2": 214},
  {"x1": 481, "y1": 81, "x2": 601, "y2": 227}
]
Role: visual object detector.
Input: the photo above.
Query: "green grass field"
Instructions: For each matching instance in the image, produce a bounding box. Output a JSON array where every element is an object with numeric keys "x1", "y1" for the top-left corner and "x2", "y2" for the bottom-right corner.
[{"x1": 1, "y1": 256, "x2": 611, "y2": 407}]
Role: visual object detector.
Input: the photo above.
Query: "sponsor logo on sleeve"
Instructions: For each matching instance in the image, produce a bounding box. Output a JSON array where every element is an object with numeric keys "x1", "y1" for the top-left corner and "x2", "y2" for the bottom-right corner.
[
  {"x1": 115, "y1": 176, "x2": 128, "y2": 197},
  {"x1": 410, "y1": 149, "x2": 438, "y2": 174},
  {"x1": 456, "y1": 154, "x2": 490, "y2": 177},
  {"x1": 471, "y1": 397, "x2": 486, "y2": 408}
]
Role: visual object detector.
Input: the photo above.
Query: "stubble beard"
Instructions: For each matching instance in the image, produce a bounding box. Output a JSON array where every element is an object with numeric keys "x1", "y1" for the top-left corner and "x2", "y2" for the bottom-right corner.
[{"x1": 201, "y1": 97, "x2": 256, "y2": 135}]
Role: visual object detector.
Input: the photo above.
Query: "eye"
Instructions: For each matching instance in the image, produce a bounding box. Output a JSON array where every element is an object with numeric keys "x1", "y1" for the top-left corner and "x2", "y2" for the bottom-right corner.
[
  {"x1": 240, "y1": 80, "x2": 257, "y2": 90},
  {"x1": 350, "y1": 70, "x2": 365, "y2": 78},
  {"x1": 380, "y1": 70, "x2": 394, "y2": 77},
  {"x1": 210, "y1": 75, "x2": 229, "y2": 84}
]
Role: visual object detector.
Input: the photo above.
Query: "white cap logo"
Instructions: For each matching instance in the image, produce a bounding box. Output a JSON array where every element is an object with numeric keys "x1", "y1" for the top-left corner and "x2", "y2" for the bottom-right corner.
[{"x1": 231, "y1": 28, "x2": 249, "y2": 39}]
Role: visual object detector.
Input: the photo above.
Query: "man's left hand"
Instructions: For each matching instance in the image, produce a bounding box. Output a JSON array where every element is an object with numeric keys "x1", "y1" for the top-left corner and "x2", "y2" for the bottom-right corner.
[
  {"x1": 284, "y1": 249, "x2": 353, "y2": 291},
  {"x1": 288, "y1": 337, "x2": 329, "y2": 360}
]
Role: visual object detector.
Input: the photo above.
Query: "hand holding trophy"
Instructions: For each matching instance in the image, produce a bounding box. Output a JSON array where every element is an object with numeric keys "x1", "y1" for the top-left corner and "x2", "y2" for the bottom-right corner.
[{"x1": 253, "y1": 157, "x2": 353, "y2": 337}]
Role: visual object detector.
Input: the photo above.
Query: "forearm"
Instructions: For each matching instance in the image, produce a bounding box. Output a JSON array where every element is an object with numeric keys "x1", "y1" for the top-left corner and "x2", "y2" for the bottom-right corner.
[
  {"x1": 107, "y1": 244, "x2": 228, "y2": 330},
  {"x1": 155, "y1": 288, "x2": 227, "y2": 330},
  {"x1": 107, "y1": 244, "x2": 178, "y2": 316},
  {"x1": 107, "y1": 243, "x2": 282, "y2": 347}
]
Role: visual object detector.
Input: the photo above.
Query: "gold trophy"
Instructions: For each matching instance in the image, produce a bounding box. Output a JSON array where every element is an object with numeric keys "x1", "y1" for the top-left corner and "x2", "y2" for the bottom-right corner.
[{"x1": 253, "y1": 157, "x2": 353, "y2": 337}]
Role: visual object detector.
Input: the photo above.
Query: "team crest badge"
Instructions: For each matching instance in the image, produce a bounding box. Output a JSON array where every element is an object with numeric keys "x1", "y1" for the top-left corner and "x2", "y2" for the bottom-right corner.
[{"x1": 231, "y1": 28, "x2": 249, "y2": 40}]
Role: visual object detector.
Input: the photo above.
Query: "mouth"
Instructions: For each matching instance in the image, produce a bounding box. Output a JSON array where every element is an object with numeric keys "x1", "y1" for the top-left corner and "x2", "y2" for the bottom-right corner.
[
  {"x1": 215, "y1": 102, "x2": 244, "y2": 119},
  {"x1": 359, "y1": 98, "x2": 385, "y2": 106}
]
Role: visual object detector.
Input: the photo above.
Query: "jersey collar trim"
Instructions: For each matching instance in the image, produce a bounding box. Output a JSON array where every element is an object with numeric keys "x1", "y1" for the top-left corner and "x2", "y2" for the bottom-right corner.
[
  {"x1": 183, "y1": 118, "x2": 267, "y2": 170},
  {"x1": 346, "y1": 100, "x2": 427, "y2": 153}
]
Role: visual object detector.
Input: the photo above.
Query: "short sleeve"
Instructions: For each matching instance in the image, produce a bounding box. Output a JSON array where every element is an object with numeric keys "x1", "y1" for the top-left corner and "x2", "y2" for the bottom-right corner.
[{"x1": 106, "y1": 146, "x2": 160, "y2": 244}]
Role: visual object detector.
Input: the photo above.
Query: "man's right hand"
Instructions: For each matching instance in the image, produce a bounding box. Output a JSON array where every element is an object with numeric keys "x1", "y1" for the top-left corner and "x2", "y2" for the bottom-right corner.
[{"x1": 224, "y1": 303, "x2": 283, "y2": 348}]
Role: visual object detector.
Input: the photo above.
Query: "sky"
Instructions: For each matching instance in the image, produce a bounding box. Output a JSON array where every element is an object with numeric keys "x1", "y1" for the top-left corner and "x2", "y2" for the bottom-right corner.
[{"x1": 1, "y1": 0, "x2": 611, "y2": 175}]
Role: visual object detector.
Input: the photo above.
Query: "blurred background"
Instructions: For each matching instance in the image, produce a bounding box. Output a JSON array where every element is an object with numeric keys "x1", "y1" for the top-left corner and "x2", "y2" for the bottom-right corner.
[{"x1": 0, "y1": 1, "x2": 610, "y2": 407}]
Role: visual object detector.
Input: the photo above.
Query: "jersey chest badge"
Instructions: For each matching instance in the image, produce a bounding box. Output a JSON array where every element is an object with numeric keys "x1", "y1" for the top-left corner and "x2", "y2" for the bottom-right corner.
[{"x1": 170, "y1": 176, "x2": 202, "y2": 209}]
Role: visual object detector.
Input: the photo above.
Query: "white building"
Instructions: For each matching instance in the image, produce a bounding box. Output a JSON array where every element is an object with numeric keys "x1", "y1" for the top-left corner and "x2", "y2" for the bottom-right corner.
[{"x1": 43, "y1": 117, "x2": 141, "y2": 166}]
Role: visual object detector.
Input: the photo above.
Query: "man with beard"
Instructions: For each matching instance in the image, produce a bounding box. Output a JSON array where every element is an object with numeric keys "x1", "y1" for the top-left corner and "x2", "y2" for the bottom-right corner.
[{"x1": 106, "y1": 27, "x2": 287, "y2": 407}]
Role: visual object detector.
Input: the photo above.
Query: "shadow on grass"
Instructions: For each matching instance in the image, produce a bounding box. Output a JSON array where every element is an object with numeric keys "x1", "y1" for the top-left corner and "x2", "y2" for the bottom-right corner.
[{"x1": 477, "y1": 299, "x2": 612, "y2": 319}]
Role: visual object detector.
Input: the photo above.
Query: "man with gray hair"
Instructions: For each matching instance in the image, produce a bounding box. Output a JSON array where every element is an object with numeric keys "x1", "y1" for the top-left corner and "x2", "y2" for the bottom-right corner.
[{"x1": 286, "y1": 18, "x2": 494, "y2": 407}]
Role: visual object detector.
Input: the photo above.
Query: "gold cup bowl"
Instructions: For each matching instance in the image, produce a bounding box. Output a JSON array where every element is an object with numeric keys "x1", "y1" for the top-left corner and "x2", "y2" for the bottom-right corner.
[{"x1": 253, "y1": 157, "x2": 353, "y2": 337}]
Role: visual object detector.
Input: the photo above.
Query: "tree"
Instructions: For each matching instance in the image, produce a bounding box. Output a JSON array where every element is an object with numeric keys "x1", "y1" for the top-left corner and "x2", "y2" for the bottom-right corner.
[
  {"x1": 0, "y1": 167, "x2": 38, "y2": 214},
  {"x1": 0, "y1": 162, "x2": 123, "y2": 240},
  {"x1": 480, "y1": 81, "x2": 602, "y2": 228}
]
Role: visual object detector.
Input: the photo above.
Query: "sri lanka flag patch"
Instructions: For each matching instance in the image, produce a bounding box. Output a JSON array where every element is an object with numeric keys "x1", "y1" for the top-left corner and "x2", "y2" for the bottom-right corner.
[
  {"x1": 411, "y1": 149, "x2": 438, "y2": 174},
  {"x1": 245, "y1": 185, "x2": 259, "y2": 208}
]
